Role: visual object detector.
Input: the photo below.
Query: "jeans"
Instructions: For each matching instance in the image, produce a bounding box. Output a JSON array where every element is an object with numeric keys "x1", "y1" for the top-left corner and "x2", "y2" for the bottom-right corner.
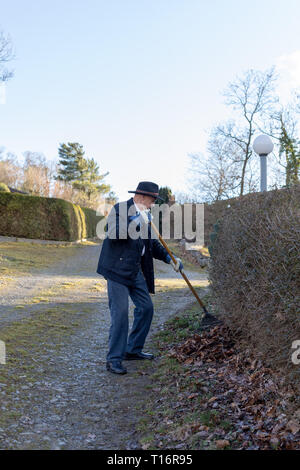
[{"x1": 106, "y1": 271, "x2": 154, "y2": 362}]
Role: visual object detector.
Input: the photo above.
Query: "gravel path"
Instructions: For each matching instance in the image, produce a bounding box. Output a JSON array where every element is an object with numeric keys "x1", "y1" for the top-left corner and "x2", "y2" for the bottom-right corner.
[{"x1": 0, "y1": 242, "x2": 208, "y2": 450}]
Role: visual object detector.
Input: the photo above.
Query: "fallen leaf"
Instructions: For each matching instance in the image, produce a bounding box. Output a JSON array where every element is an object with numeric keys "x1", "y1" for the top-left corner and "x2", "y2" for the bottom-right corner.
[
  {"x1": 188, "y1": 393, "x2": 198, "y2": 399},
  {"x1": 286, "y1": 420, "x2": 300, "y2": 434},
  {"x1": 216, "y1": 439, "x2": 230, "y2": 449},
  {"x1": 208, "y1": 396, "x2": 218, "y2": 403},
  {"x1": 293, "y1": 409, "x2": 300, "y2": 420},
  {"x1": 266, "y1": 406, "x2": 277, "y2": 417},
  {"x1": 269, "y1": 437, "x2": 279, "y2": 447}
]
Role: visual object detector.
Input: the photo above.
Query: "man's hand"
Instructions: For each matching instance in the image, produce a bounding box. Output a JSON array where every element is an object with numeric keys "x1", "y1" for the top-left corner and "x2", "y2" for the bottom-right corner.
[{"x1": 170, "y1": 257, "x2": 183, "y2": 272}]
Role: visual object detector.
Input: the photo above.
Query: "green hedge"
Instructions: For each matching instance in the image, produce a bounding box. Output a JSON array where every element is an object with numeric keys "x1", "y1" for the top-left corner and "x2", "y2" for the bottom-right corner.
[
  {"x1": 81, "y1": 207, "x2": 102, "y2": 238},
  {"x1": 0, "y1": 192, "x2": 103, "y2": 241},
  {"x1": 0, "y1": 183, "x2": 10, "y2": 192}
]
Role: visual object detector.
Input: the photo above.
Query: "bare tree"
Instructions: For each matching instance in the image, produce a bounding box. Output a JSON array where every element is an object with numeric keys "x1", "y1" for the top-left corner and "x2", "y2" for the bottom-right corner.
[
  {"x1": 52, "y1": 167, "x2": 104, "y2": 209},
  {"x1": 0, "y1": 29, "x2": 14, "y2": 82},
  {"x1": 186, "y1": 68, "x2": 278, "y2": 202},
  {"x1": 21, "y1": 152, "x2": 52, "y2": 196},
  {"x1": 52, "y1": 178, "x2": 75, "y2": 202},
  {"x1": 0, "y1": 152, "x2": 21, "y2": 187},
  {"x1": 216, "y1": 67, "x2": 278, "y2": 195},
  {"x1": 0, "y1": 148, "x2": 113, "y2": 209},
  {"x1": 188, "y1": 127, "x2": 245, "y2": 202},
  {"x1": 174, "y1": 191, "x2": 197, "y2": 204}
]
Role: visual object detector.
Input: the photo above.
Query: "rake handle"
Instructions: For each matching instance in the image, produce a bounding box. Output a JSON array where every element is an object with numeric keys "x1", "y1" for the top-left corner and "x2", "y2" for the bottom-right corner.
[{"x1": 150, "y1": 220, "x2": 208, "y2": 314}]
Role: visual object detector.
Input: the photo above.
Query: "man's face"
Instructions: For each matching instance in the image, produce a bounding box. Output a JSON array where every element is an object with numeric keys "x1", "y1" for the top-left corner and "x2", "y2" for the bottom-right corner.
[
  {"x1": 134, "y1": 194, "x2": 156, "y2": 210},
  {"x1": 142, "y1": 195, "x2": 156, "y2": 209}
]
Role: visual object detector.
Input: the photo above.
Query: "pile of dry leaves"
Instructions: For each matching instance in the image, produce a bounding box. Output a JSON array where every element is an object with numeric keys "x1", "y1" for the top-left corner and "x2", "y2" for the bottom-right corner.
[{"x1": 167, "y1": 325, "x2": 300, "y2": 450}]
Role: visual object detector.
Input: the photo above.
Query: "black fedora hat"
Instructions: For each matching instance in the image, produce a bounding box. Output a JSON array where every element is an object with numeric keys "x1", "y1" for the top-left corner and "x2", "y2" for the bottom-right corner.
[{"x1": 128, "y1": 181, "x2": 164, "y2": 201}]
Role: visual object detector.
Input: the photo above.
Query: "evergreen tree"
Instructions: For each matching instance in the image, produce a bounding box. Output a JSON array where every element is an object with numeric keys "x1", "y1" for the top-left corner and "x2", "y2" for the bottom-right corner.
[
  {"x1": 155, "y1": 186, "x2": 173, "y2": 206},
  {"x1": 56, "y1": 142, "x2": 85, "y2": 183},
  {"x1": 73, "y1": 157, "x2": 110, "y2": 200},
  {"x1": 105, "y1": 190, "x2": 118, "y2": 205},
  {"x1": 56, "y1": 142, "x2": 111, "y2": 201},
  {"x1": 279, "y1": 118, "x2": 300, "y2": 187}
]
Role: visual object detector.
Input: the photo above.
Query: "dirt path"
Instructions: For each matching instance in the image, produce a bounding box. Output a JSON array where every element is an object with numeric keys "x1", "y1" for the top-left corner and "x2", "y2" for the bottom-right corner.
[{"x1": 0, "y1": 241, "x2": 208, "y2": 450}]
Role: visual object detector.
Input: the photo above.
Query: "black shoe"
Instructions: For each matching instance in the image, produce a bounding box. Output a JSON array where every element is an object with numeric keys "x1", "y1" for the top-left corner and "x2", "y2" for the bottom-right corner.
[
  {"x1": 106, "y1": 361, "x2": 127, "y2": 374},
  {"x1": 124, "y1": 351, "x2": 154, "y2": 360}
]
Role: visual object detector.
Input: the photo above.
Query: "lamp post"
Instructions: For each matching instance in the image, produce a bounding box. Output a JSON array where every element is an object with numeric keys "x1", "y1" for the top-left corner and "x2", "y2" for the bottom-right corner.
[{"x1": 253, "y1": 135, "x2": 274, "y2": 192}]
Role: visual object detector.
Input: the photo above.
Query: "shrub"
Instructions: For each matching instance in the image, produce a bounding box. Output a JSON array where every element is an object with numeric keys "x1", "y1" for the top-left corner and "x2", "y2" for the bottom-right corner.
[
  {"x1": 0, "y1": 192, "x2": 102, "y2": 241},
  {"x1": 0, "y1": 182, "x2": 10, "y2": 192},
  {"x1": 209, "y1": 185, "x2": 300, "y2": 382},
  {"x1": 81, "y1": 206, "x2": 102, "y2": 238}
]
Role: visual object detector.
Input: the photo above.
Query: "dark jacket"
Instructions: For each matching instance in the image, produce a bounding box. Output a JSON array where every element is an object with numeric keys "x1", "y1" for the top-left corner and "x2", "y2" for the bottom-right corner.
[{"x1": 96, "y1": 198, "x2": 170, "y2": 293}]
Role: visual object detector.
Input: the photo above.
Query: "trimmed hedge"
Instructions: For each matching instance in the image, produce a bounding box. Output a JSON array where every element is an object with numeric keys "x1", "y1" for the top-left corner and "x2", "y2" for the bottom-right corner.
[
  {"x1": 81, "y1": 207, "x2": 103, "y2": 239},
  {"x1": 0, "y1": 182, "x2": 10, "y2": 192},
  {"x1": 203, "y1": 197, "x2": 240, "y2": 246},
  {"x1": 208, "y1": 185, "x2": 300, "y2": 382},
  {"x1": 0, "y1": 192, "x2": 102, "y2": 241},
  {"x1": 168, "y1": 198, "x2": 241, "y2": 244}
]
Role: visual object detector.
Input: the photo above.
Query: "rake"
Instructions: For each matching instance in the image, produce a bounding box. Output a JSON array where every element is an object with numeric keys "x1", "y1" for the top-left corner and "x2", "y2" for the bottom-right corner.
[{"x1": 150, "y1": 220, "x2": 221, "y2": 327}]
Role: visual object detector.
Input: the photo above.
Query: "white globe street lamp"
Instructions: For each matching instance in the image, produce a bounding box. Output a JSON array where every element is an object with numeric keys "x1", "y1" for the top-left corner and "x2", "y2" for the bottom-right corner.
[{"x1": 253, "y1": 135, "x2": 274, "y2": 192}]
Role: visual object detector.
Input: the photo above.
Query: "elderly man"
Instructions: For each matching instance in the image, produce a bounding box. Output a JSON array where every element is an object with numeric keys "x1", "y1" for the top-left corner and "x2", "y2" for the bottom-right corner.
[{"x1": 97, "y1": 181, "x2": 183, "y2": 374}]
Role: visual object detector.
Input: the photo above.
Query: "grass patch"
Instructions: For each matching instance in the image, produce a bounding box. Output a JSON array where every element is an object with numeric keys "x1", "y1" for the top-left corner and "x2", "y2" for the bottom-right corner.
[
  {"x1": 90, "y1": 282, "x2": 105, "y2": 292},
  {"x1": 166, "y1": 241, "x2": 209, "y2": 272},
  {"x1": 155, "y1": 278, "x2": 209, "y2": 293},
  {"x1": 80, "y1": 240, "x2": 100, "y2": 246},
  {"x1": 0, "y1": 242, "x2": 85, "y2": 276},
  {"x1": 60, "y1": 281, "x2": 77, "y2": 288},
  {"x1": 154, "y1": 300, "x2": 209, "y2": 348}
]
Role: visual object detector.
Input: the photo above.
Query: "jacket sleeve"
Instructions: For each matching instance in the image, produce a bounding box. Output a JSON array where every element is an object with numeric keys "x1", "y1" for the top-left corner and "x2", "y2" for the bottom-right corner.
[
  {"x1": 106, "y1": 202, "x2": 127, "y2": 240},
  {"x1": 151, "y1": 238, "x2": 171, "y2": 263},
  {"x1": 106, "y1": 201, "x2": 141, "y2": 240}
]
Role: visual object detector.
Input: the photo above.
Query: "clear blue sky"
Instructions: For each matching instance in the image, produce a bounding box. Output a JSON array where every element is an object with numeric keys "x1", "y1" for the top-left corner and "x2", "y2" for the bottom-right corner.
[{"x1": 1, "y1": 0, "x2": 300, "y2": 200}]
